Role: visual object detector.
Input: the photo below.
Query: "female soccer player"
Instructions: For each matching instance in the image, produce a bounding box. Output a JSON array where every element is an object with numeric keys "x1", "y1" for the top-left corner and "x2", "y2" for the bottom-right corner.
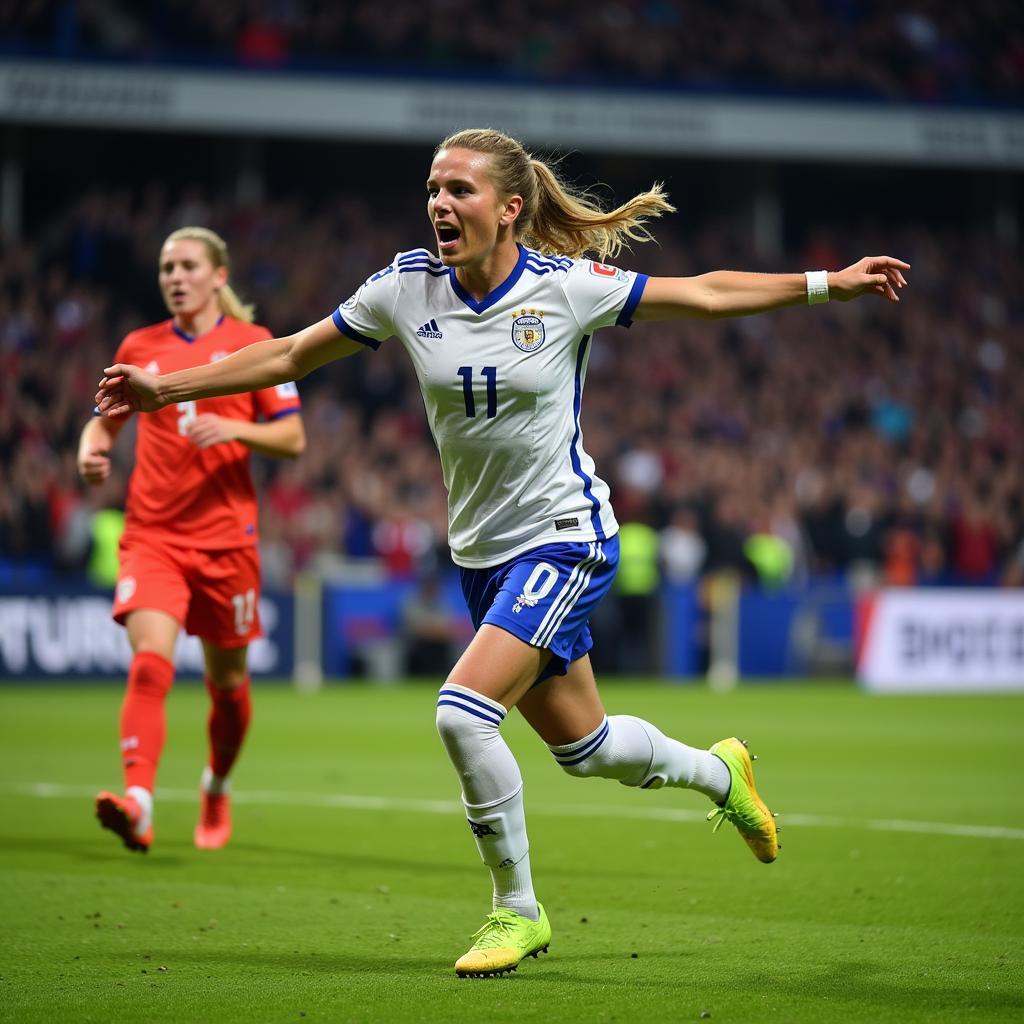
[
  {"x1": 95, "y1": 131, "x2": 908, "y2": 965},
  {"x1": 79, "y1": 226, "x2": 305, "y2": 854}
]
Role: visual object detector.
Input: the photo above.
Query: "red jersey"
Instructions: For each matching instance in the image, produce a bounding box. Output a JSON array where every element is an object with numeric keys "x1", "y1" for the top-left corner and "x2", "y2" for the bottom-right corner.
[{"x1": 112, "y1": 316, "x2": 301, "y2": 550}]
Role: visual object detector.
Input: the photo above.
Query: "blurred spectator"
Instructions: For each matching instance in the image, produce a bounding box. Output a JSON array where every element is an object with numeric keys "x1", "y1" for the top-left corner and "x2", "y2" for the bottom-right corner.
[
  {"x1": 236, "y1": 5, "x2": 291, "y2": 67},
  {"x1": 702, "y1": 492, "x2": 755, "y2": 581},
  {"x1": 659, "y1": 507, "x2": 707, "y2": 585},
  {"x1": 372, "y1": 504, "x2": 437, "y2": 580},
  {"x1": 950, "y1": 489, "x2": 1001, "y2": 584},
  {"x1": 743, "y1": 509, "x2": 795, "y2": 590},
  {"x1": 882, "y1": 523, "x2": 921, "y2": 587},
  {"x1": 5, "y1": 444, "x2": 55, "y2": 564},
  {"x1": 400, "y1": 571, "x2": 466, "y2": 676},
  {"x1": 87, "y1": 506, "x2": 125, "y2": 589},
  {"x1": 612, "y1": 514, "x2": 662, "y2": 672}
]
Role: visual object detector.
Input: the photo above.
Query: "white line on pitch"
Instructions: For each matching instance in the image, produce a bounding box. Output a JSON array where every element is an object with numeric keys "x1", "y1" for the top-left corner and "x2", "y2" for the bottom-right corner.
[{"x1": 10, "y1": 782, "x2": 1024, "y2": 841}]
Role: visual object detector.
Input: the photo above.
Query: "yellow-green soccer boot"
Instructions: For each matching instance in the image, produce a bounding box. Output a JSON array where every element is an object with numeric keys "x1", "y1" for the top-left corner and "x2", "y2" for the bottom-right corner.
[
  {"x1": 454, "y1": 904, "x2": 551, "y2": 978},
  {"x1": 707, "y1": 737, "x2": 780, "y2": 863}
]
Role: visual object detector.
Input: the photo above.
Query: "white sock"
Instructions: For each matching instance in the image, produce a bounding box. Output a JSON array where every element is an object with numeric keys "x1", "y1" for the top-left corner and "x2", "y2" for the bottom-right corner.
[
  {"x1": 464, "y1": 787, "x2": 539, "y2": 920},
  {"x1": 436, "y1": 683, "x2": 539, "y2": 920},
  {"x1": 201, "y1": 766, "x2": 230, "y2": 796},
  {"x1": 125, "y1": 785, "x2": 153, "y2": 836},
  {"x1": 491, "y1": 851, "x2": 537, "y2": 918},
  {"x1": 548, "y1": 715, "x2": 731, "y2": 802}
]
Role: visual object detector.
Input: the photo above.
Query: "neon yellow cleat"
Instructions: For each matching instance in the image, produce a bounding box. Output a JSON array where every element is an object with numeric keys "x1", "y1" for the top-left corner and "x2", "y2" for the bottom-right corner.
[
  {"x1": 454, "y1": 905, "x2": 551, "y2": 978},
  {"x1": 707, "y1": 737, "x2": 779, "y2": 863}
]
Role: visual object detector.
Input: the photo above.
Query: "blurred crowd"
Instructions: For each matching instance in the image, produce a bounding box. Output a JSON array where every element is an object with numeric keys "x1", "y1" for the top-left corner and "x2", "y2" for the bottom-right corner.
[
  {"x1": 2, "y1": 178, "x2": 1022, "y2": 595},
  {"x1": 5, "y1": 0, "x2": 1023, "y2": 103}
]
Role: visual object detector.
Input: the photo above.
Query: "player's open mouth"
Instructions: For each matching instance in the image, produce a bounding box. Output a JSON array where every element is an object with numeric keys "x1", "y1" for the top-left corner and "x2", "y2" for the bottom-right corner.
[{"x1": 436, "y1": 224, "x2": 461, "y2": 253}]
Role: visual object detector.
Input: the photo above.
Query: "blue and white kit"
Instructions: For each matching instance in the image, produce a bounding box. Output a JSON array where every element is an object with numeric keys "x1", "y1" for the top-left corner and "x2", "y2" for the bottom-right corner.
[
  {"x1": 333, "y1": 243, "x2": 647, "y2": 666},
  {"x1": 459, "y1": 535, "x2": 620, "y2": 679}
]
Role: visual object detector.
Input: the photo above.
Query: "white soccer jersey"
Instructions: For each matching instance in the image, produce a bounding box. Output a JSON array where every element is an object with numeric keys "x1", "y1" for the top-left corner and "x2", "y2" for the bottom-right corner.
[{"x1": 332, "y1": 244, "x2": 649, "y2": 568}]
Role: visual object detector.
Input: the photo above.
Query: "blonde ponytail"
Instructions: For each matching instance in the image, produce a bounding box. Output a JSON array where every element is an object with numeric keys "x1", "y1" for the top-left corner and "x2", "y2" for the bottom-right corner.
[
  {"x1": 528, "y1": 160, "x2": 673, "y2": 261},
  {"x1": 214, "y1": 282, "x2": 256, "y2": 324},
  {"x1": 435, "y1": 128, "x2": 675, "y2": 261},
  {"x1": 163, "y1": 225, "x2": 256, "y2": 323}
]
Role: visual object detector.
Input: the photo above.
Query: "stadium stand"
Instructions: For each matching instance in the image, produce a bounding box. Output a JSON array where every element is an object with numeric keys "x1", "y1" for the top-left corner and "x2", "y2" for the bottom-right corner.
[
  {"x1": 2, "y1": 179, "x2": 1021, "y2": 593},
  {"x1": 3, "y1": 1, "x2": 1022, "y2": 103}
]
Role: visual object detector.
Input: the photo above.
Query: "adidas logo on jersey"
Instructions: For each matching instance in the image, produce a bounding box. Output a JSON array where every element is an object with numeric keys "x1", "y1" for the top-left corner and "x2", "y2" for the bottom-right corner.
[{"x1": 416, "y1": 318, "x2": 443, "y2": 340}]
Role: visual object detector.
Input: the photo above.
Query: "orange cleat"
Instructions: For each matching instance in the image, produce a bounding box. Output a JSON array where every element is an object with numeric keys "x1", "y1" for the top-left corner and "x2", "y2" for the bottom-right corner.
[
  {"x1": 194, "y1": 787, "x2": 232, "y2": 850},
  {"x1": 95, "y1": 791, "x2": 153, "y2": 853}
]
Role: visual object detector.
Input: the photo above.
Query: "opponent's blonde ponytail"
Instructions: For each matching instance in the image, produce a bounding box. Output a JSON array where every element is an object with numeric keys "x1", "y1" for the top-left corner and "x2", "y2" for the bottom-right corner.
[
  {"x1": 435, "y1": 128, "x2": 675, "y2": 261},
  {"x1": 163, "y1": 226, "x2": 256, "y2": 323}
]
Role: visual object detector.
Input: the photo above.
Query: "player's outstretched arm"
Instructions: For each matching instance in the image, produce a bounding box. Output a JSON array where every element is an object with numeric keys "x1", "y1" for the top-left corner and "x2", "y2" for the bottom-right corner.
[
  {"x1": 634, "y1": 256, "x2": 910, "y2": 322},
  {"x1": 95, "y1": 315, "x2": 363, "y2": 417}
]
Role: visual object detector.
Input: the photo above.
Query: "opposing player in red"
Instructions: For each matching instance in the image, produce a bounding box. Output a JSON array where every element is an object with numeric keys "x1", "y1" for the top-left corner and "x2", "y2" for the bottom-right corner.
[{"x1": 77, "y1": 226, "x2": 305, "y2": 853}]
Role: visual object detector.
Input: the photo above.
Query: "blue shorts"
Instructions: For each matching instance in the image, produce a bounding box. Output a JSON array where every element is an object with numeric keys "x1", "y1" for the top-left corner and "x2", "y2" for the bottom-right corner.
[{"x1": 459, "y1": 535, "x2": 619, "y2": 683}]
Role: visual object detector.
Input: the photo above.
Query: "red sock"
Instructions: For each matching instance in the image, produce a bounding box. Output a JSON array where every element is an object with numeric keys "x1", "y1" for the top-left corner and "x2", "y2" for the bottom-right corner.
[
  {"x1": 120, "y1": 651, "x2": 175, "y2": 792},
  {"x1": 206, "y1": 676, "x2": 252, "y2": 780}
]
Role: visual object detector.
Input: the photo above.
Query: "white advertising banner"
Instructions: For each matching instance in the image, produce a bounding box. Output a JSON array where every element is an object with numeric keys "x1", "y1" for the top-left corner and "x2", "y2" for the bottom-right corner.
[
  {"x1": 857, "y1": 589, "x2": 1024, "y2": 694},
  {"x1": 0, "y1": 594, "x2": 286, "y2": 678}
]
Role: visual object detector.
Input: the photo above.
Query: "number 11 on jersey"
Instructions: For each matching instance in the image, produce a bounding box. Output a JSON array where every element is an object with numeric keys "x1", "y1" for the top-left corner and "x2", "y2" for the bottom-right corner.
[{"x1": 458, "y1": 366, "x2": 498, "y2": 419}]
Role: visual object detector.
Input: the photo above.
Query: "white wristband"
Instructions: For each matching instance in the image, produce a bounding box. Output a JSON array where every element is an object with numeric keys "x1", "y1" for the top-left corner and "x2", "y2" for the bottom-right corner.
[{"x1": 805, "y1": 270, "x2": 829, "y2": 305}]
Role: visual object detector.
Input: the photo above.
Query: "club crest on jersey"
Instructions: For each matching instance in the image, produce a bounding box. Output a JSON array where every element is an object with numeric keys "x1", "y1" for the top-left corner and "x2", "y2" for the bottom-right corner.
[
  {"x1": 144, "y1": 361, "x2": 160, "y2": 374},
  {"x1": 511, "y1": 310, "x2": 545, "y2": 353},
  {"x1": 210, "y1": 350, "x2": 229, "y2": 363}
]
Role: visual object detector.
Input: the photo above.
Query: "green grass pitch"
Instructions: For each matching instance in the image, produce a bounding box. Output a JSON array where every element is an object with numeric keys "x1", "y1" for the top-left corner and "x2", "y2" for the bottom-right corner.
[{"x1": 1, "y1": 680, "x2": 1021, "y2": 1023}]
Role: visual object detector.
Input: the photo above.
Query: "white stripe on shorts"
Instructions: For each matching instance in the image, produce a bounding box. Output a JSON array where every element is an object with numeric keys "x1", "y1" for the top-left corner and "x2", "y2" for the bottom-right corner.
[{"x1": 530, "y1": 542, "x2": 606, "y2": 649}]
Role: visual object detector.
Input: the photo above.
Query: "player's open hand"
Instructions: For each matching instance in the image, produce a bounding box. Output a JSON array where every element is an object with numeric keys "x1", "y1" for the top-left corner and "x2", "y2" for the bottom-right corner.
[
  {"x1": 77, "y1": 445, "x2": 112, "y2": 485},
  {"x1": 186, "y1": 413, "x2": 237, "y2": 449},
  {"x1": 96, "y1": 363, "x2": 162, "y2": 416},
  {"x1": 829, "y1": 256, "x2": 910, "y2": 303}
]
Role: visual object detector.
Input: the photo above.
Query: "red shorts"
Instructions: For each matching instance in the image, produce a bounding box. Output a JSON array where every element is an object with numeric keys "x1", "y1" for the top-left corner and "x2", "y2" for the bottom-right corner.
[{"x1": 113, "y1": 538, "x2": 262, "y2": 648}]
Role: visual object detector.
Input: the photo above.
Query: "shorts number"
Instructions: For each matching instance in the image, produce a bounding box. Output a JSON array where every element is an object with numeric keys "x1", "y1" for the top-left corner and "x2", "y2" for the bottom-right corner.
[
  {"x1": 522, "y1": 563, "x2": 558, "y2": 603},
  {"x1": 458, "y1": 366, "x2": 498, "y2": 419},
  {"x1": 231, "y1": 589, "x2": 256, "y2": 636},
  {"x1": 176, "y1": 401, "x2": 197, "y2": 436}
]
